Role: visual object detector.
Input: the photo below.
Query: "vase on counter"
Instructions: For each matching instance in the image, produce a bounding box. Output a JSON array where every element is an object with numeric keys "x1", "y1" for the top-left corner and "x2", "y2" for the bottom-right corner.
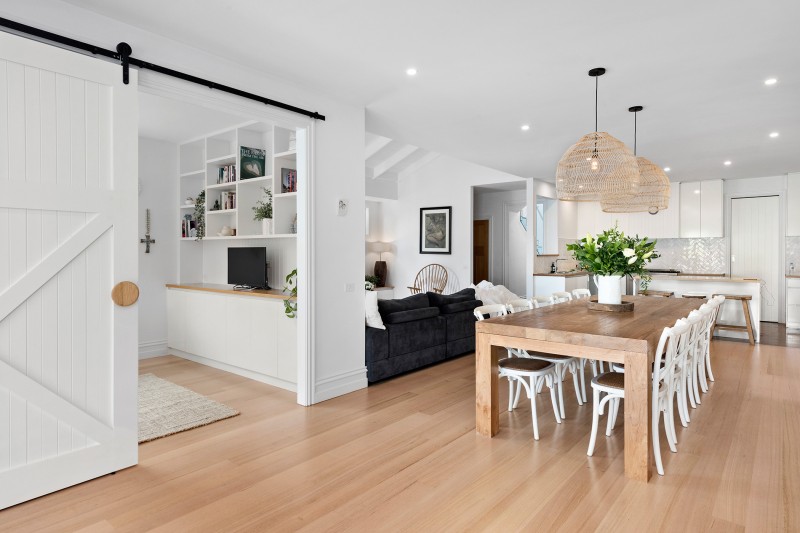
[
  {"x1": 595, "y1": 275, "x2": 623, "y2": 305},
  {"x1": 261, "y1": 218, "x2": 272, "y2": 236}
]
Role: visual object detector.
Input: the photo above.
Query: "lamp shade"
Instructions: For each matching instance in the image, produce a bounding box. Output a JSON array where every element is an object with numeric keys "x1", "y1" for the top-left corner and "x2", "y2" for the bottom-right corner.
[
  {"x1": 556, "y1": 132, "x2": 639, "y2": 202},
  {"x1": 601, "y1": 156, "x2": 671, "y2": 214},
  {"x1": 371, "y1": 242, "x2": 391, "y2": 253}
]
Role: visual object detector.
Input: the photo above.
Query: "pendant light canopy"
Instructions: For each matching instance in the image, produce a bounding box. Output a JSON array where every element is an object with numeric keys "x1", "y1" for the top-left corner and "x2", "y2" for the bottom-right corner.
[
  {"x1": 556, "y1": 68, "x2": 639, "y2": 202},
  {"x1": 601, "y1": 106, "x2": 671, "y2": 214}
]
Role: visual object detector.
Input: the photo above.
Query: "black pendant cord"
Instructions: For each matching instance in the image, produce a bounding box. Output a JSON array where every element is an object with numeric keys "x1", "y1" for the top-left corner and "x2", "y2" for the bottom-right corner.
[
  {"x1": 0, "y1": 17, "x2": 325, "y2": 121},
  {"x1": 595, "y1": 75, "x2": 599, "y2": 133},
  {"x1": 634, "y1": 111, "x2": 637, "y2": 155}
]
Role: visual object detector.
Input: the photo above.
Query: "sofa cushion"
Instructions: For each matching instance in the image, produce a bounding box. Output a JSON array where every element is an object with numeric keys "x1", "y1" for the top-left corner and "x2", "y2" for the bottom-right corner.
[
  {"x1": 427, "y1": 288, "x2": 476, "y2": 308},
  {"x1": 383, "y1": 307, "x2": 440, "y2": 324},
  {"x1": 378, "y1": 293, "x2": 430, "y2": 318},
  {"x1": 387, "y1": 317, "x2": 446, "y2": 356},
  {"x1": 365, "y1": 291, "x2": 386, "y2": 329},
  {"x1": 439, "y1": 299, "x2": 483, "y2": 315},
  {"x1": 365, "y1": 326, "x2": 389, "y2": 362}
]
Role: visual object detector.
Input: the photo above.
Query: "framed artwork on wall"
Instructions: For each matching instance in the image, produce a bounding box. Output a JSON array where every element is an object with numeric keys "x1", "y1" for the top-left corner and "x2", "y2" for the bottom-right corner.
[{"x1": 420, "y1": 206, "x2": 452, "y2": 254}]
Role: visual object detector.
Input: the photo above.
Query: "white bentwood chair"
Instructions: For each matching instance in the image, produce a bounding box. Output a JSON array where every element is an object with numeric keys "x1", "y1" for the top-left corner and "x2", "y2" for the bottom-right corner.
[
  {"x1": 474, "y1": 304, "x2": 560, "y2": 440},
  {"x1": 572, "y1": 288, "x2": 591, "y2": 299},
  {"x1": 552, "y1": 291, "x2": 573, "y2": 303}
]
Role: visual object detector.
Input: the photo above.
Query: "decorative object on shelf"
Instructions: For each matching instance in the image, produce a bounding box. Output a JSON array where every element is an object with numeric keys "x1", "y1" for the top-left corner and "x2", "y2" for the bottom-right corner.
[
  {"x1": 371, "y1": 242, "x2": 391, "y2": 287},
  {"x1": 288, "y1": 131, "x2": 297, "y2": 151},
  {"x1": 217, "y1": 225, "x2": 235, "y2": 237},
  {"x1": 240, "y1": 146, "x2": 266, "y2": 180},
  {"x1": 212, "y1": 199, "x2": 221, "y2": 211},
  {"x1": 252, "y1": 187, "x2": 273, "y2": 235},
  {"x1": 290, "y1": 213, "x2": 298, "y2": 234},
  {"x1": 365, "y1": 275, "x2": 379, "y2": 291},
  {"x1": 556, "y1": 68, "x2": 639, "y2": 202},
  {"x1": 566, "y1": 226, "x2": 660, "y2": 306},
  {"x1": 283, "y1": 268, "x2": 298, "y2": 318},
  {"x1": 140, "y1": 208, "x2": 156, "y2": 254},
  {"x1": 420, "y1": 206, "x2": 452, "y2": 254},
  {"x1": 184, "y1": 197, "x2": 194, "y2": 206},
  {"x1": 601, "y1": 106, "x2": 671, "y2": 214},
  {"x1": 193, "y1": 190, "x2": 205, "y2": 240},
  {"x1": 281, "y1": 167, "x2": 297, "y2": 193}
]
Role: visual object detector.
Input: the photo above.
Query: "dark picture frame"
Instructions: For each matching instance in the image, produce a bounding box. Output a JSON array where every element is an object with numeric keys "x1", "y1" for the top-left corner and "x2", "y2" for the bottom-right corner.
[{"x1": 419, "y1": 206, "x2": 452, "y2": 254}]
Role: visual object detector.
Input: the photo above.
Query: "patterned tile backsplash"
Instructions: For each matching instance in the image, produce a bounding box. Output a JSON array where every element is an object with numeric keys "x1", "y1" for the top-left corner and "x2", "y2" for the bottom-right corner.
[{"x1": 788, "y1": 237, "x2": 800, "y2": 275}]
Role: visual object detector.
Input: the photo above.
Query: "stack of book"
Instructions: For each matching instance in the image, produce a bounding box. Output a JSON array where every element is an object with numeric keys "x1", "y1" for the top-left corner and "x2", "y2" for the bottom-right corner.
[
  {"x1": 221, "y1": 191, "x2": 236, "y2": 210},
  {"x1": 181, "y1": 215, "x2": 196, "y2": 238},
  {"x1": 217, "y1": 164, "x2": 237, "y2": 184}
]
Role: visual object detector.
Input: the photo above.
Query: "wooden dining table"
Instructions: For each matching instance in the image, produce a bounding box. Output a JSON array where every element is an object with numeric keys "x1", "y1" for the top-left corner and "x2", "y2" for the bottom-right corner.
[{"x1": 475, "y1": 295, "x2": 704, "y2": 482}]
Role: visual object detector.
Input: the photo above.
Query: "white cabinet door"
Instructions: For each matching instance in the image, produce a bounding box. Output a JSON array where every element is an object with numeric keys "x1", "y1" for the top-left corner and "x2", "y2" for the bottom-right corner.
[
  {"x1": 277, "y1": 312, "x2": 298, "y2": 383},
  {"x1": 788, "y1": 173, "x2": 800, "y2": 237},
  {"x1": 700, "y1": 179, "x2": 724, "y2": 237},
  {"x1": 227, "y1": 297, "x2": 278, "y2": 376},
  {"x1": 185, "y1": 292, "x2": 227, "y2": 362},
  {"x1": 166, "y1": 290, "x2": 186, "y2": 351},
  {"x1": 680, "y1": 182, "x2": 702, "y2": 237},
  {"x1": 0, "y1": 31, "x2": 138, "y2": 509}
]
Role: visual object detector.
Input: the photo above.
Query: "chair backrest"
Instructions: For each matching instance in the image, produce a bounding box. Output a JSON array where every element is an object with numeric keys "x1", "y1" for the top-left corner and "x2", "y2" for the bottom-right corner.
[
  {"x1": 552, "y1": 291, "x2": 572, "y2": 303},
  {"x1": 408, "y1": 264, "x2": 448, "y2": 294},
  {"x1": 572, "y1": 288, "x2": 591, "y2": 299},
  {"x1": 506, "y1": 298, "x2": 533, "y2": 314},
  {"x1": 652, "y1": 319, "x2": 693, "y2": 400},
  {"x1": 474, "y1": 304, "x2": 508, "y2": 321},
  {"x1": 674, "y1": 313, "x2": 704, "y2": 370},
  {"x1": 531, "y1": 295, "x2": 554, "y2": 308}
]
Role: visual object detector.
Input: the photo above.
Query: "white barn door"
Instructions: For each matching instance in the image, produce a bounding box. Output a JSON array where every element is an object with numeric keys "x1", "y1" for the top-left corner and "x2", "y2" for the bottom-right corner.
[{"x1": 0, "y1": 32, "x2": 138, "y2": 508}]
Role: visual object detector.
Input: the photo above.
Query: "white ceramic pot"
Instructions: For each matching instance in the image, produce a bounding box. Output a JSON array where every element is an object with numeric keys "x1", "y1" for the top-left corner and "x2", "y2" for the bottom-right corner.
[
  {"x1": 261, "y1": 218, "x2": 272, "y2": 236},
  {"x1": 595, "y1": 274, "x2": 623, "y2": 305}
]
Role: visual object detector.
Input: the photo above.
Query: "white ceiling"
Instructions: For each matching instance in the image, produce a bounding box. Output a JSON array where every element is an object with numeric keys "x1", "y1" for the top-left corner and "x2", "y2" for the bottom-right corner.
[
  {"x1": 67, "y1": 0, "x2": 800, "y2": 182},
  {"x1": 138, "y1": 92, "x2": 246, "y2": 143}
]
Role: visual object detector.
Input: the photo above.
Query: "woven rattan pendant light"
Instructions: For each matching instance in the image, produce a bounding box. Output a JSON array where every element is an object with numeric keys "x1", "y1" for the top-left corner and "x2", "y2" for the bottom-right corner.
[
  {"x1": 556, "y1": 68, "x2": 639, "y2": 202},
  {"x1": 601, "y1": 106, "x2": 671, "y2": 214}
]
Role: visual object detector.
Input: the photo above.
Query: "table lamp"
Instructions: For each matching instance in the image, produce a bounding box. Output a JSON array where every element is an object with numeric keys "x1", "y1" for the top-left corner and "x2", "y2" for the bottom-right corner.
[{"x1": 372, "y1": 242, "x2": 391, "y2": 287}]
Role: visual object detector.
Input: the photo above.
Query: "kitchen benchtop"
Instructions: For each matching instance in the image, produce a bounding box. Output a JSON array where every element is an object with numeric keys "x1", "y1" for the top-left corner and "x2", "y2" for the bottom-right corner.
[
  {"x1": 788, "y1": 274, "x2": 800, "y2": 279},
  {"x1": 648, "y1": 275, "x2": 760, "y2": 283},
  {"x1": 532, "y1": 271, "x2": 589, "y2": 278},
  {"x1": 166, "y1": 283, "x2": 295, "y2": 300}
]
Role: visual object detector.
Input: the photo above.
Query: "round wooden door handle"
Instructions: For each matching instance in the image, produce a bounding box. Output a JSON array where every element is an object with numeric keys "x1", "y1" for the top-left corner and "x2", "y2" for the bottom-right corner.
[{"x1": 112, "y1": 281, "x2": 139, "y2": 306}]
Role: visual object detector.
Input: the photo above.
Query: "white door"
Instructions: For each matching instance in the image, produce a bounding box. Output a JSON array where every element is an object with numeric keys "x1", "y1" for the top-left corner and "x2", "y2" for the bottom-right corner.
[
  {"x1": 730, "y1": 196, "x2": 780, "y2": 322},
  {"x1": 0, "y1": 32, "x2": 138, "y2": 508}
]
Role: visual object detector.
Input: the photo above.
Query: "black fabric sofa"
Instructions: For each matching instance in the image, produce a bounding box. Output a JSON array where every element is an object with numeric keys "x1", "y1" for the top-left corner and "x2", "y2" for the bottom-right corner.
[{"x1": 365, "y1": 289, "x2": 482, "y2": 383}]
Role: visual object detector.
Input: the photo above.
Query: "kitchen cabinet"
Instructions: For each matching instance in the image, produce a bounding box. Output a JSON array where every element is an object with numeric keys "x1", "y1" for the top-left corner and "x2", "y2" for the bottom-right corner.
[
  {"x1": 625, "y1": 184, "x2": 680, "y2": 239},
  {"x1": 680, "y1": 179, "x2": 723, "y2": 238},
  {"x1": 576, "y1": 202, "x2": 627, "y2": 238},
  {"x1": 788, "y1": 278, "x2": 800, "y2": 329},
  {"x1": 788, "y1": 173, "x2": 800, "y2": 237}
]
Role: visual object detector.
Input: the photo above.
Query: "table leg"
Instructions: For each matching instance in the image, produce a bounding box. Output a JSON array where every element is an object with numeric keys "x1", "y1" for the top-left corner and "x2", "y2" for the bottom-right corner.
[
  {"x1": 624, "y1": 352, "x2": 653, "y2": 481},
  {"x1": 475, "y1": 333, "x2": 501, "y2": 437}
]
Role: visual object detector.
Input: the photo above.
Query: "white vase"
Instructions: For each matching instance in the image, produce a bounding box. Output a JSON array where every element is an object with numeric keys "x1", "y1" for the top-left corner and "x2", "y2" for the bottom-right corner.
[
  {"x1": 261, "y1": 219, "x2": 272, "y2": 236},
  {"x1": 595, "y1": 275, "x2": 623, "y2": 305}
]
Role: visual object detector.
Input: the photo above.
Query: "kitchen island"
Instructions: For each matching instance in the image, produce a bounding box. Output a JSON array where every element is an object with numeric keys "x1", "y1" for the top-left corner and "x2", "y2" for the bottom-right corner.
[
  {"x1": 641, "y1": 275, "x2": 761, "y2": 342},
  {"x1": 532, "y1": 271, "x2": 589, "y2": 296}
]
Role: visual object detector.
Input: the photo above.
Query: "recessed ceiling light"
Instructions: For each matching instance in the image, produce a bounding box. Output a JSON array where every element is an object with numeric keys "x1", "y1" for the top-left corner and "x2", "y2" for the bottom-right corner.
[
  {"x1": 663, "y1": 167, "x2": 671, "y2": 172},
  {"x1": 406, "y1": 67, "x2": 417, "y2": 76},
  {"x1": 694, "y1": 189, "x2": 700, "y2": 194},
  {"x1": 521, "y1": 124, "x2": 530, "y2": 131},
  {"x1": 769, "y1": 132, "x2": 779, "y2": 138},
  {"x1": 764, "y1": 78, "x2": 777, "y2": 86},
  {"x1": 724, "y1": 160, "x2": 732, "y2": 166}
]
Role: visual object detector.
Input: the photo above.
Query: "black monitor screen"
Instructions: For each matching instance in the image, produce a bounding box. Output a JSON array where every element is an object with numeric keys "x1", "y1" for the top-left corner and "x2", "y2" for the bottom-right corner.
[{"x1": 228, "y1": 247, "x2": 266, "y2": 289}]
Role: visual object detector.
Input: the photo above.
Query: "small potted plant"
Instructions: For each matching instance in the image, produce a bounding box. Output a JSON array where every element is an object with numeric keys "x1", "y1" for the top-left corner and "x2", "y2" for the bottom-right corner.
[
  {"x1": 365, "y1": 275, "x2": 379, "y2": 291},
  {"x1": 566, "y1": 226, "x2": 659, "y2": 305},
  {"x1": 252, "y1": 187, "x2": 273, "y2": 235}
]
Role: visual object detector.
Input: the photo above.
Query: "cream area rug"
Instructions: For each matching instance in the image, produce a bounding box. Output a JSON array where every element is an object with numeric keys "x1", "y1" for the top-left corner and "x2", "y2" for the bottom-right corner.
[{"x1": 138, "y1": 374, "x2": 239, "y2": 443}]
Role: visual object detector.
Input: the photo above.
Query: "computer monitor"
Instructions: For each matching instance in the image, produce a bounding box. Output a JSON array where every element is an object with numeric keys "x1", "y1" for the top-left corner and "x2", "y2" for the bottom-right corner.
[{"x1": 227, "y1": 247, "x2": 267, "y2": 290}]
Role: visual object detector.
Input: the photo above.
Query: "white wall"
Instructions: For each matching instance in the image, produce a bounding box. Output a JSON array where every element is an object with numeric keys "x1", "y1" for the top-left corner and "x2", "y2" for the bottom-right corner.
[
  {"x1": 473, "y1": 188, "x2": 527, "y2": 292},
  {"x1": 394, "y1": 156, "x2": 527, "y2": 297},
  {"x1": 138, "y1": 137, "x2": 178, "y2": 358},
  {"x1": 365, "y1": 199, "x2": 399, "y2": 287},
  {"x1": 4, "y1": 1, "x2": 367, "y2": 403}
]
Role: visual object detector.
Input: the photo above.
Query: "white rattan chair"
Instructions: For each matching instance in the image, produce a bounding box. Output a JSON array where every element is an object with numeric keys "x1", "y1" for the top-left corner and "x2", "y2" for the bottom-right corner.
[{"x1": 474, "y1": 304, "x2": 560, "y2": 440}]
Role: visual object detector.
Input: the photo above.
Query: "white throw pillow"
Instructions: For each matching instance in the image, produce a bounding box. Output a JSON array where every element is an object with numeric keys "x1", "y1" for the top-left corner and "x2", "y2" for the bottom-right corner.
[{"x1": 365, "y1": 290, "x2": 385, "y2": 329}]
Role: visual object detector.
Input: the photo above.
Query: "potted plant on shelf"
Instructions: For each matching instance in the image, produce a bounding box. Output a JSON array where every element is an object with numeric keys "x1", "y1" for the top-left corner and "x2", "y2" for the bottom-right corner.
[
  {"x1": 566, "y1": 226, "x2": 660, "y2": 305},
  {"x1": 193, "y1": 190, "x2": 205, "y2": 241},
  {"x1": 283, "y1": 268, "x2": 297, "y2": 318},
  {"x1": 365, "y1": 275, "x2": 379, "y2": 291},
  {"x1": 252, "y1": 187, "x2": 273, "y2": 235}
]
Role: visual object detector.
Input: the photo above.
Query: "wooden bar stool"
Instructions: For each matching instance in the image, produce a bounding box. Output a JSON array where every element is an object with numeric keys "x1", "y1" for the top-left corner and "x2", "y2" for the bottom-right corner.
[
  {"x1": 640, "y1": 290, "x2": 674, "y2": 297},
  {"x1": 712, "y1": 293, "x2": 755, "y2": 345},
  {"x1": 681, "y1": 293, "x2": 708, "y2": 299}
]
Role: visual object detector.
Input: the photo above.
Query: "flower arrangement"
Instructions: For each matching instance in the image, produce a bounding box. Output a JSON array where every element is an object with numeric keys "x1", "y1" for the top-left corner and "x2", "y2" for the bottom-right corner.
[
  {"x1": 566, "y1": 225, "x2": 660, "y2": 285},
  {"x1": 365, "y1": 275, "x2": 379, "y2": 291},
  {"x1": 252, "y1": 187, "x2": 273, "y2": 221}
]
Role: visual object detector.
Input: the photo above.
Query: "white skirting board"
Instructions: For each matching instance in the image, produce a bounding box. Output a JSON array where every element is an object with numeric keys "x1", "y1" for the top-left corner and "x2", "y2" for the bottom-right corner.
[
  {"x1": 139, "y1": 340, "x2": 169, "y2": 359},
  {"x1": 170, "y1": 349, "x2": 297, "y2": 393},
  {"x1": 314, "y1": 368, "x2": 368, "y2": 403}
]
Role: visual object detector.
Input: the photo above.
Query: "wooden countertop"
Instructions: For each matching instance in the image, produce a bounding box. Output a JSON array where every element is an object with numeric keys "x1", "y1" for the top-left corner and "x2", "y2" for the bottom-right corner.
[
  {"x1": 787, "y1": 274, "x2": 800, "y2": 279},
  {"x1": 532, "y1": 271, "x2": 589, "y2": 278},
  {"x1": 649, "y1": 275, "x2": 760, "y2": 283},
  {"x1": 166, "y1": 283, "x2": 295, "y2": 300}
]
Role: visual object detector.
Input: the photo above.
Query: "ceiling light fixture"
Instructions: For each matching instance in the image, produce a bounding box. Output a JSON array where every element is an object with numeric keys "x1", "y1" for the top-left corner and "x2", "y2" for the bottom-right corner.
[
  {"x1": 406, "y1": 67, "x2": 417, "y2": 76},
  {"x1": 521, "y1": 124, "x2": 530, "y2": 131},
  {"x1": 663, "y1": 167, "x2": 671, "y2": 172},
  {"x1": 724, "y1": 160, "x2": 732, "y2": 166},
  {"x1": 601, "y1": 106, "x2": 670, "y2": 215},
  {"x1": 556, "y1": 68, "x2": 638, "y2": 202},
  {"x1": 764, "y1": 78, "x2": 777, "y2": 86},
  {"x1": 769, "y1": 132, "x2": 779, "y2": 138}
]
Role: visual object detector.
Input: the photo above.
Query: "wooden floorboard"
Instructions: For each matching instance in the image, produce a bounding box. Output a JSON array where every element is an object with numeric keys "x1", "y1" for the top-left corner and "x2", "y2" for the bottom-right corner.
[{"x1": 1, "y1": 340, "x2": 799, "y2": 532}]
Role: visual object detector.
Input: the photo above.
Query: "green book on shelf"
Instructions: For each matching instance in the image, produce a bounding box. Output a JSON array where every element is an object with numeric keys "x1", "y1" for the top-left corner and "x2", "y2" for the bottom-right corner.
[{"x1": 240, "y1": 146, "x2": 266, "y2": 180}]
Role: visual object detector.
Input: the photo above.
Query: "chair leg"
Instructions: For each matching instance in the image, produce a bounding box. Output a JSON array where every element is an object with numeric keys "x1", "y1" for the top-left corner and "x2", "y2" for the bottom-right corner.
[
  {"x1": 529, "y1": 377, "x2": 539, "y2": 440},
  {"x1": 579, "y1": 359, "x2": 588, "y2": 403},
  {"x1": 605, "y1": 398, "x2": 616, "y2": 436},
  {"x1": 677, "y1": 380, "x2": 690, "y2": 427},
  {"x1": 706, "y1": 346, "x2": 715, "y2": 382},
  {"x1": 557, "y1": 365, "x2": 566, "y2": 420},
  {"x1": 691, "y1": 360, "x2": 702, "y2": 404},
  {"x1": 587, "y1": 387, "x2": 600, "y2": 456},
  {"x1": 653, "y1": 408, "x2": 665, "y2": 476},
  {"x1": 513, "y1": 378, "x2": 523, "y2": 409},
  {"x1": 665, "y1": 400, "x2": 678, "y2": 452},
  {"x1": 547, "y1": 375, "x2": 561, "y2": 424},
  {"x1": 507, "y1": 377, "x2": 515, "y2": 412},
  {"x1": 571, "y1": 365, "x2": 583, "y2": 406}
]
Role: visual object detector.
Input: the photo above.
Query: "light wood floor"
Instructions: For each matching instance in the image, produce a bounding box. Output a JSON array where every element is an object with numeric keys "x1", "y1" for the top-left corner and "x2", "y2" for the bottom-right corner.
[{"x1": 1, "y1": 340, "x2": 799, "y2": 532}]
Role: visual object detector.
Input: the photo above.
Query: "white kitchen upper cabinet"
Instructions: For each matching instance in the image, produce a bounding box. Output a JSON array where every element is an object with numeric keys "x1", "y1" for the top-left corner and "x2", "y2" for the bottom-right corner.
[
  {"x1": 788, "y1": 173, "x2": 800, "y2": 237},
  {"x1": 575, "y1": 202, "x2": 627, "y2": 237},
  {"x1": 700, "y1": 179, "x2": 724, "y2": 237},
  {"x1": 680, "y1": 182, "x2": 702, "y2": 237}
]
